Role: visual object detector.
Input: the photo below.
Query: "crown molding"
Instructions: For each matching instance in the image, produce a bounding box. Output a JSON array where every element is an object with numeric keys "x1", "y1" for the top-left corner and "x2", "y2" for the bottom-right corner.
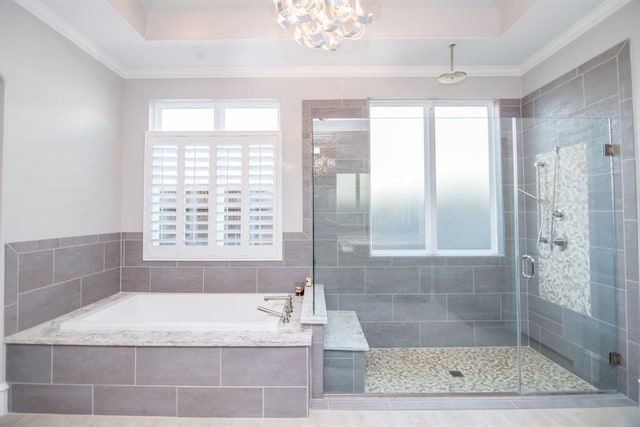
[
  {"x1": 520, "y1": 0, "x2": 631, "y2": 74},
  {"x1": 14, "y1": 0, "x2": 126, "y2": 77},
  {"x1": 122, "y1": 65, "x2": 523, "y2": 80},
  {"x1": 14, "y1": 0, "x2": 632, "y2": 81}
]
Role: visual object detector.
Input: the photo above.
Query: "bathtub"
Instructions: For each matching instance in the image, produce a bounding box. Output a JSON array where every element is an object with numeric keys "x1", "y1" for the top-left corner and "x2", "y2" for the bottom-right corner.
[{"x1": 59, "y1": 292, "x2": 288, "y2": 332}]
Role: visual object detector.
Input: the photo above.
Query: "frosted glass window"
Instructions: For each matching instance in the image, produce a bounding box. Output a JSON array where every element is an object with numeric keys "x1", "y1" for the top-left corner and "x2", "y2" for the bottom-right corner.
[
  {"x1": 369, "y1": 100, "x2": 498, "y2": 256},
  {"x1": 370, "y1": 106, "x2": 426, "y2": 253},
  {"x1": 434, "y1": 106, "x2": 492, "y2": 250}
]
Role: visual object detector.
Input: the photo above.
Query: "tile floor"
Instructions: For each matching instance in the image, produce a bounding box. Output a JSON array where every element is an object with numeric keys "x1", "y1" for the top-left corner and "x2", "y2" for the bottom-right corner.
[
  {"x1": 1, "y1": 406, "x2": 639, "y2": 427},
  {"x1": 365, "y1": 346, "x2": 597, "y2": 393}
]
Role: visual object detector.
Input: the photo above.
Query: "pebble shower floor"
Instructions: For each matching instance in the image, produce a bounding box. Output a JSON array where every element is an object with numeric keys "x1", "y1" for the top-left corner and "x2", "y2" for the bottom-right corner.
[{"x1": 364, "y1": 346, "x2": 597, "y2": 394}]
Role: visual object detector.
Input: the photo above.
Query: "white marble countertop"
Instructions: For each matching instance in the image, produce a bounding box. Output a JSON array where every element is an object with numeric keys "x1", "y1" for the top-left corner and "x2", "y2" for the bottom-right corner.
[
  {"x1": 300, "y1": 284, "x2": 328, "y2": 325},
  {"x1": 4, "y1": 292, "x2": 312, "y2": 347},
  {"x1": 324, "y1": 310, "x2": 369, "y2": 352}
]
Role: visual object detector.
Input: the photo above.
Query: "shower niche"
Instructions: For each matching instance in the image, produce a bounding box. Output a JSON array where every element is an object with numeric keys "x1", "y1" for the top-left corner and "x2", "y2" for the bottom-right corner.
[{"x1": 525, "y1": 143, "x2": 593, "y2": 315}]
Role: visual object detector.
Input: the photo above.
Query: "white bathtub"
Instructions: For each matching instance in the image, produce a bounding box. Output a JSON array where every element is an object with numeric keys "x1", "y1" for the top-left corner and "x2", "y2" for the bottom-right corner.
[{"x1": 59, "y1": 293, "x2": 288, "y2": 332}]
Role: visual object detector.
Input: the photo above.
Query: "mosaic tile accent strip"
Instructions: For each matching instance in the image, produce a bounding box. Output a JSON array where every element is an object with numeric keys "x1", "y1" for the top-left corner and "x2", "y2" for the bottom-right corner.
[
  {"x1": 364, "y1": 346, "x2": 597, "y2": 394},
  {"x1": 536, "y1": 143, "x2": 592, "y2": 316}
]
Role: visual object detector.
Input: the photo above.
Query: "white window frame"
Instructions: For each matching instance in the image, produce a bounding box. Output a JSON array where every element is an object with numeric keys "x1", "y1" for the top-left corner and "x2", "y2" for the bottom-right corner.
[
  {"x1": 149, "y1": 99, "x2": 281, "y2": 132},
  {"x1": 143, "y1": 131, "x2": 283, "y2": 261},
  {"x1": 369, "y1": 99, "x2": 501, "y2": 257}
]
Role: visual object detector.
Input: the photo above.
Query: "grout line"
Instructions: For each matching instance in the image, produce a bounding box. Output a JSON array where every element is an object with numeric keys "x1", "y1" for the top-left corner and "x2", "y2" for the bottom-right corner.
[
  {"x1": 133, "y1": 347, "x2": 137, "y2": 386},
  {"x1": 49, "y1": 345, "x2": 54, "y2": 384}
]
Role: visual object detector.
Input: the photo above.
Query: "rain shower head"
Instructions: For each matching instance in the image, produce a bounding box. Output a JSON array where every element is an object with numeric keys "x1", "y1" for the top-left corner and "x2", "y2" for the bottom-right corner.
[{"x1": 438, "y1": 43, "x2": 467, "y2": 85}]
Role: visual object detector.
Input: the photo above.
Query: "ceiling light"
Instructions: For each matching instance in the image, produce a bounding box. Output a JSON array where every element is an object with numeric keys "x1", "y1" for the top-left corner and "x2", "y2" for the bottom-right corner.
[
  {"x1": 438, "y1": 43, "x2": 467, "y2": 85},
  {"x1": 273, "y1": 0, "x2": 373, "y2": 51}
]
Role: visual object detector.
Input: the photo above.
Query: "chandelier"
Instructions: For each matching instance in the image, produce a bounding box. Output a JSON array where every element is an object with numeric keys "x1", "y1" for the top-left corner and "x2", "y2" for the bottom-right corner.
[{"x1": 274, "y1": 0, "x2": 373, "y2": 51}]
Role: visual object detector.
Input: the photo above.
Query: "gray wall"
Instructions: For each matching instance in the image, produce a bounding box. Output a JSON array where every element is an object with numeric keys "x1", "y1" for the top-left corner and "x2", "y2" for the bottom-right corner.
[
  {"x1": 120, "y1": 232, "x2": 312, "y2": 294},
  {"x1": 521, "y1": 41, "x2": 635, "y2": 394},
  {"x1": 0, "y1": 1, "x2": 123, "y2": 243},
  {"x1": 4, "y1": 234, "x2": 121, "y2": 336},
  {"x1": 5, "y1": 231, "x2": 312, "y2": 335},
  {"x1": 6, "y1": 344, "x2": 308, "y2": 418}
]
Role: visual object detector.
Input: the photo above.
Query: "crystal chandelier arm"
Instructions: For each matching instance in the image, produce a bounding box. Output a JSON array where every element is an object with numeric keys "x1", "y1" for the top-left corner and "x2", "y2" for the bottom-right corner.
[
  {"x1": 274, "y1": 0, "x2": 296, "y2": 27},
  {"x1": 274, "y1": 0, "x2": 316, "y2": 26},
  {"x1": 295, "y1": 25, "x2": 328, "y2": 48},
  {"x1": 354, "y1": 0, "x2": 373, "y2": 23},
  {"x1": 340, "y1": 21, "x2": 366, "y2": 39},
  {"x1": 316, "y1": 7, "x2": 342, "y2": 33}
]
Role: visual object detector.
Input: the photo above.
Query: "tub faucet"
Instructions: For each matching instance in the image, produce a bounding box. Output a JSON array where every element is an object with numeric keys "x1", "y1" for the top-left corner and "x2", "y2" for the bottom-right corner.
[
  {"x1": 257, "y1": 305, "x2": 290, "y2": 323},
  {"x1": 264, "y1": 295, "x2": 294, "y2": 315}
]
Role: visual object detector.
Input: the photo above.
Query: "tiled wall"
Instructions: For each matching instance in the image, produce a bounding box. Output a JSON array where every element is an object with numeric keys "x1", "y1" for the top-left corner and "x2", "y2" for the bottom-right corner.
[
  {"x1": 4, "y1": 232, "x2": 315, "y2": 417},
  {"x1": 306, "y1": 100, "x2": 520, "y2": 350},
  {"x1": 4, "y1": 231, "x2": 312, "y2": 336},
  {"x1": 520, "y1": 41, "x2": 637, "y2": 397},
  {"x1": 324, "y1": 350, "x2": 365, "y2": 393},
  {"x1": 6, "y1": 344, "x2": 308, "y2": 418},
  {"x1": 4, "y1": 233, "x2": 121, "y2": 335},
  {"x1": 310, "y1": 325, "x2": 324, "y2": 399},
  {"x1": 120, "y1": 232, "x2": 312, "y2": 294}
]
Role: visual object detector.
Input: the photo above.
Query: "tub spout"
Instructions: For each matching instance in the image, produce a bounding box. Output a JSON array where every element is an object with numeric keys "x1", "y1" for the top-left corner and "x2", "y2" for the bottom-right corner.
[
  {"x1": 257, "y1": 305, "x2": 290, "y2": 323},
  {"x1": 264, "y1": 295, "x2": 293, "y2": 314}
]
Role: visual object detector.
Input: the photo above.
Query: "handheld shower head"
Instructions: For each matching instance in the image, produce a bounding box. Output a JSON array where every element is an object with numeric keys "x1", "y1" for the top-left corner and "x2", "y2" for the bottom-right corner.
[{"x1": 534, "y1": 160, "x2": 546, "y2": 167}]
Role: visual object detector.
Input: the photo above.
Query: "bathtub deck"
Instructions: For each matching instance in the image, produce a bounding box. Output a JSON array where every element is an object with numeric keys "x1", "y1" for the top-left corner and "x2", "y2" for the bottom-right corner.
[{"x1": 4, "y1": 292, "x2": 312, "y2": 347}]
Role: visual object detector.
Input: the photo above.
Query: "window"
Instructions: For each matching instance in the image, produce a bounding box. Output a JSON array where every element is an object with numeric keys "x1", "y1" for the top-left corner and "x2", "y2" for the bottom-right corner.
[
  {"x1": 144, "y1": 100, "x2": 282, "y2": 260},
  {"x1": 369, "y1": 100, "x2": 500, "y2": 256},
  {"x1": 150, "y1": 99, "x2": 280, "y2": 132}
]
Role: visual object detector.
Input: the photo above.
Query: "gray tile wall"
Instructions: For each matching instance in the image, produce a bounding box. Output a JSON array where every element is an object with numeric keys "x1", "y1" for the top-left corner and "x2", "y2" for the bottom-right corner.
[
  {"x1": 4, "y1": 231, "x2": 314, "y2": 417},
  {"x1": 520, "y1": 41, "x2": 637, "y2": 398},
  {"x1": 5, "y1": 231, "x2": 312, "y2": 335},
  {"x1": 4, "y1": 233, "x2": 122, "y2": 335},
  {"x1": 6, "y1": 344, "x2": 309, "y2": 418},
  {"x1": 323, "y1": 350, "x2": 365, "y2": 393},
  {"x1": 121, "y1": 232, "x2": 312, "y2": 294},
  {"x1": 310, "y1": 324, "x2": 324, "y2": 399},
  {"x1": 306, "y1": 100, "x2": 520, "y2": 351}
]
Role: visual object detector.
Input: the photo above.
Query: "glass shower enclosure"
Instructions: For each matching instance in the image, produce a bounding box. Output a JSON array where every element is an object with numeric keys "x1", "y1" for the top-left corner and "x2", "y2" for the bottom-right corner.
[{"x1": 310, "y1": 99, "x2": 619, "y2": 395}]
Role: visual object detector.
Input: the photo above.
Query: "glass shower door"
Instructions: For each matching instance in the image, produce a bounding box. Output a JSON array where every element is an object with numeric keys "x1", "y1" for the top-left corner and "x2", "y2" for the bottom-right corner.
[
  {"x1": 517, "y1": 117, "x2": 618, "y2": 393},
  {"x1": 312, "y1": 101, "x2": 521, "y2": 395}
]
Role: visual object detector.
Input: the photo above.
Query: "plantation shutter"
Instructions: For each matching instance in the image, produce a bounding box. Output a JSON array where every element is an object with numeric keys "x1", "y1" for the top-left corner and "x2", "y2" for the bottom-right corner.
[
  {"x1": 184, "y1": 145, "x2": 210, "y2": 246},
  {"x1": 216, "y1": 145, "x2": 243, "y2": 246},
  {"x1": 144, "y1": 132, "x2": 282, "y2": 260},
  {"x1": 248, "y1": 145, "x2": 275, "y2": 246},
  {"x1": 150, "y1": 145, "x2": 178, "y2": 246}
]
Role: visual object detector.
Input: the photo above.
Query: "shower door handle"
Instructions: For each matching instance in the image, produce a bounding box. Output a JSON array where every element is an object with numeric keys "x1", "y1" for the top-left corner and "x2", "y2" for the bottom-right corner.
[{"x1": 521, "y1": 255, "x2": 535, "y2": 279}]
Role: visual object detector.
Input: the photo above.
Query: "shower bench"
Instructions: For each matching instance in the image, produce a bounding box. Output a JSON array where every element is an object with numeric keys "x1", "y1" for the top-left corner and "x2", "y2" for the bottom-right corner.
[{"x1": 323, "y1": 310, "x2": 370, "y2": 393}]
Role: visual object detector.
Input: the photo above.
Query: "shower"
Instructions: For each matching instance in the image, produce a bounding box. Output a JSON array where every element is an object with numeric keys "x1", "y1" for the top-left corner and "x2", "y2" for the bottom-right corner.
[{"x1": 308, "y1": 98, "x2": 619, "y2": 396}]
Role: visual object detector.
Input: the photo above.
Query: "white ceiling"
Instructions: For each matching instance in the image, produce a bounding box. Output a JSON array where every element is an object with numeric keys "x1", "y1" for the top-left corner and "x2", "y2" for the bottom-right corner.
[{"x1": 15, "y1": 0, "x2": 632, "y2": 79}]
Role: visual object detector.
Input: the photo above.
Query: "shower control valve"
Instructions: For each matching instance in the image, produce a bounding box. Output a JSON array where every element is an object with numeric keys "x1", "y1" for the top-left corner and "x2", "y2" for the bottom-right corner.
[{"x1": 551, "y1": 233, "x2": 568, "y2": 251}]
